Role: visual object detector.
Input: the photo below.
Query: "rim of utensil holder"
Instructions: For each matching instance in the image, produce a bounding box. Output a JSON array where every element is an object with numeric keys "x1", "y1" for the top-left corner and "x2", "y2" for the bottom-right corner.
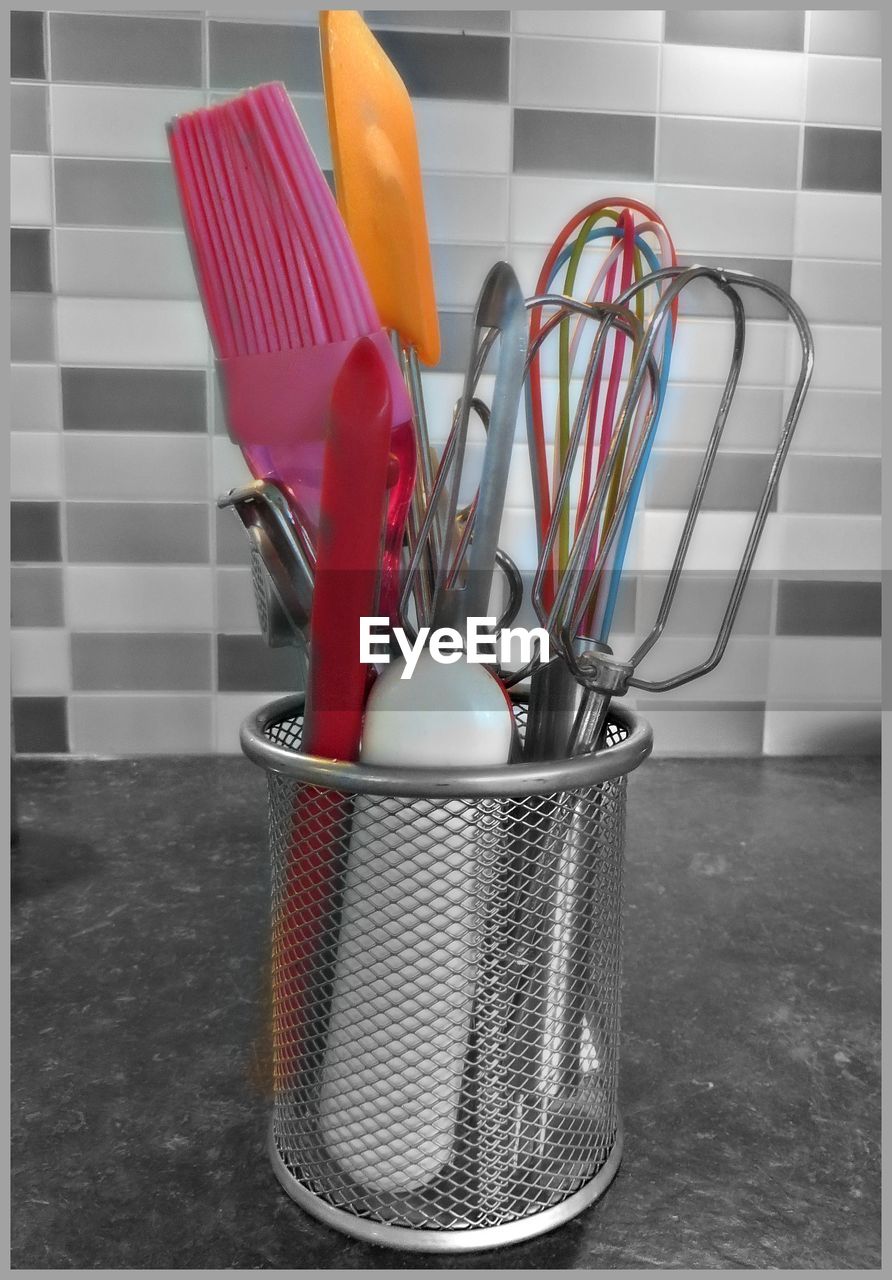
[{"x1": 240, "y1": 693, "x2": 652, "y2": 797}]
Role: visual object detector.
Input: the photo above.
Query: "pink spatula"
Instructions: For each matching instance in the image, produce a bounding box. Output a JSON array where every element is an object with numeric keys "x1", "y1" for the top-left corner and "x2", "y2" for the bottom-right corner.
[{"x1": 167, "y1": 81, "x2": 415, "y2": 620}]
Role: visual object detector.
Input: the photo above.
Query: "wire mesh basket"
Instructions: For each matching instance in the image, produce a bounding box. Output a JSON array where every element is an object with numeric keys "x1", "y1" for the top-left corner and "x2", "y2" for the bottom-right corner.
[{"x1": 241, "y1": 693, "x2": 652, "y2": 1252}]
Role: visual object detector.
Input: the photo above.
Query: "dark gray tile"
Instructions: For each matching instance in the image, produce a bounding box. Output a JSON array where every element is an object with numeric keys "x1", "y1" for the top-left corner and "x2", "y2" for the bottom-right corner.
[
  {"x1": 11, "y1": 566, "x2": 64, "y2": 627},
  {"x1": 802, "y1": 126, "x2": 881, "y2": 193},
  {"x1": 13, "y1": 696, "x2": 68, "y2": 753},
  {"x1": 677, "y1": 255, "x2": 793, "y2": 321},
  {"x1": 784, "y1": 457, "x2": 881, "y2": 514},
  {"x1": 55, "y1": 158, "x2": 181, "y2": 228},
  {"x1": 49, "y1": 13, "x2": 202, "y2": 87},
  {"x1": 367, "y1": 10, "x2": 510, "y2": 33},
  {"x1": 215, "y1": 506, "x2": 252, "y2": 566},
  {"x1": 209, "y1": 21, "x2": 321, "y2": 91},
  {"x1": 11, "y1": 83, "x2": 47, "y2": 152},
  {"x1": 11, "y1": 10, "x2": 45, "y2": 79},
  {"x1": 62, "y1": 368, "x2": 207, "y2": 433},
  {"x1": 777, "y1": 580, "x2": 881, "y2": 637},
  {"x1": 11, "y1": 501, "x2": 62, "y2": 563},
  {"x1": 11, "y1": 295, "x2": 54, "y2": 362},
  {"x1": 808, "y1": 9, "x2": 882, "y2": 57},
  {"x1": 373, "y1": 29, "x2": 509, "y2": 101},
  {"x1": 217, "y1": 634, "x2": 305, "y2": 692},
  {"x1": 513, "y1": 108, "x2": 655, "y2": 179},
  {"x1": 658, "y1": 117, "x2": 799, "y2": 190},
  {"x1": 67, "y1": 503, "x2": 210, "y2": 565},
  {"x1": 645, "y1": 451, "x2": 778, "y2": 512},
  {"x1": 11, "y1": 228, "x2": 51, "y2": 293},
  {"x1": 665, "y1": 9, "x2": 805, "y2": 52},
  {"x1": 71, "y1": 633, "x2": 212, "y2": 691}
]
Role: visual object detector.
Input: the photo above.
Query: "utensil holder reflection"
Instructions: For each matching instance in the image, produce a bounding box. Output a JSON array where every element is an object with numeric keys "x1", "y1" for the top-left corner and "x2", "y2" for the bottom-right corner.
[{"x1": 240, "y1": 694, "x2": 652, "y2": 1253}]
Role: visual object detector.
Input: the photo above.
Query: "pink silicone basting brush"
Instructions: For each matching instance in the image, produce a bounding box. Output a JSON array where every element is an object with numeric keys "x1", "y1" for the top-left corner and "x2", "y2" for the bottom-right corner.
[{"x1": 167, "y1": 81, "x2": 415, "y2": 620}]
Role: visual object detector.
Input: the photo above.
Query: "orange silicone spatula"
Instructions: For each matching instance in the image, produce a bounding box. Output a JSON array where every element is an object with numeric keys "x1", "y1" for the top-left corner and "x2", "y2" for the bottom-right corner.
[{"x1": 319, "y1": 9, "x2": 440, "y2": 369}]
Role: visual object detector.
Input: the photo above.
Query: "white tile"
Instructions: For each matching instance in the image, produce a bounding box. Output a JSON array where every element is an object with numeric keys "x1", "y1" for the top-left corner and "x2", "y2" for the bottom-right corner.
[
  {"x1": 636, "y1": 511, "x2": 763, "y2": 572},
  {"x1": 50, "y1": 85, "x2": 205, "y2": 159},
  {"x1": 57, "y1": 298, "x2": 209, "y2": 365},
  {"x1": 661, "y1": 45, "x2": 806, "y2": 121},
  {"x1": 216, "y1": 568, "x2": 263, "y2": 633},
  {"x1": 510, "y1": 176, "x2": 657, "y2": 244},
  {"x1": 69, "y1": 694, "x2": 214, "y2": 754},
  {"x1": 806, "y1": 54, "x2": 881, "y2": 128},
  {"x1": 10, "y1": 154, "x2": 52, "y2": 225},
  {"x1": 791, "y1": 390, "x2": 881, "y2": 455},
  {"x1": 513, "y1": 37, "x2": 659, "y2": 112},
  {"x1": 11, "y1": 364, "x2": 60, "y2": 431},
  {"x1": 763, "y1": 707, "x2": 880, "y2": 755},
  {"x1": 417, "y1": 371, "x2": 495, "y2": 446},
  {"x1": 10, "y1": 432, "x2": 63, "y2": 498},
  {"x1": 794, "y1": 191, "x2": 881, "y2": 260},
  {"x1": 658, "y1": 384, "x2": 786, "y2": 450},
  {"x1": 669, "y1": 317, "x2": 789, "y2": 386},
  {"x1": 64, "y1": 434, "x2": 209, "y2": 501},
  {"x1": 655, "y1": 185, "x2": 796, "y2": 257},
  {"x1": 216, "y1": 692, "x2": 285, "y2": 753},
  {"x1": 212, "y1": 436, "x2": 255, "y2": 496},
  {"x1": 773, "y1": 515, "x2": 881, "y2": 573},
  {"x1": 422, "y1": 173, "x2": 508, "y2": 243},
  {"x1": 514, "y1": 10, "x2": 663, "y2": 41},
  {"x1": 11, "y1": 629, "x2": 70, "y2": 694},
  {"x1": 288, "y1": 93, "x2": 331, "y2": 169},
  {"x1": 414, "y1": 99, "x2": 510, "y2": 174},
  {"x1": 767, "y1": 637, "x2": 880, "y2": 704},
  {"x1": 55, "y1": 228, "x2": 197, "y2": 299},
  {"x1": 787, "y1": 324, "x2": 881, "y2": 391},
  {"x1": 66, "y1": 566, "x2": 214, "y2": 629}
]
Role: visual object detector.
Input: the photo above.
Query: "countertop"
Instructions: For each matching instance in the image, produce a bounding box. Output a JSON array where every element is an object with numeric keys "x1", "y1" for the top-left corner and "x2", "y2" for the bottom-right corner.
[{"x1": 11, "y1": 753, "x2": 880, "y2": 1269}]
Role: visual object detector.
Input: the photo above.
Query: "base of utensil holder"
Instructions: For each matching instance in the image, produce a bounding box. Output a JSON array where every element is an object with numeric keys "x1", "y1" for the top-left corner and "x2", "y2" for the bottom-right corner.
[{"x1": 269, "y1": 1120, "x2": 623, "y2": 1253}]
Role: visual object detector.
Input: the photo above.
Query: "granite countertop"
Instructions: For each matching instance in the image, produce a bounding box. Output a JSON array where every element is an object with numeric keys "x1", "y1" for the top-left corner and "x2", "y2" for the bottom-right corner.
[{"x1": 11, "y1": 754, "x2": 880, "y2": 1269}]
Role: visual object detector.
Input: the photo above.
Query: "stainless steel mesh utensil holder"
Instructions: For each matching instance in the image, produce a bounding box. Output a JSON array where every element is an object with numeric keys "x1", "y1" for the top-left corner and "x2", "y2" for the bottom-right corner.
[{"x1": 241, "y1": 694, "x2": 652, "y2": 1252}]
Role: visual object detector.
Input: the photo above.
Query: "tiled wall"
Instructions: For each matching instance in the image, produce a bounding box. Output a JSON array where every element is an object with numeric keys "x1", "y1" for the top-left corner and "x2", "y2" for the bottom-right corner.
[{"x1": 10, "y1": 8, "x2": 882, "y2": 756}]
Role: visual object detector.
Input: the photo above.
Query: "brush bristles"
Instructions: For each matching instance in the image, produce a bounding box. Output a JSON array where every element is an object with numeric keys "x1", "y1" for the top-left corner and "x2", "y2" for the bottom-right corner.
[{"x1": 167, "y1": 82, "x2": 379, "y2": 360}]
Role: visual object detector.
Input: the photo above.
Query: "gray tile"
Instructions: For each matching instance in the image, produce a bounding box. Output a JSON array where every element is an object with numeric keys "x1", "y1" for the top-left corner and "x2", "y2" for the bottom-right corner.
[
  {"x1": 62, "y1": 368, "x2": 206, "y2": 434},
  {"x1": 11, "y1": 501, "x2": 61, "y2": 563},
  {"x1": 429, "y1": 244, "x2": 502, "y2": 310},
  {"x1": 665, "y1": 9, "x2": 805, "y2": 51},
  {"x1": 67, "y1": 503, "x2": 210, "y2": 565},
  {"x1": 71, "y1": 633, "x2": 212, "y2": 691},
  {"x1": 209, "y1": 21, "x2": 321, "y2": 91},
  {"x1": 49, "y1": 13, "x2": 202, "y2": 87},
  {"x1": 215, "y1": 506, "x2": 252, "y2": 566},
  {"x1": 658, "y1": 117, "x2": 799, "y2": 190},
  {"x1": 373, "y1": 29, "x2": 509, "y2": 101},
  {"x1": 676, "y1": 255, "x2": 793, "y2": 321},
  {"x1": 436, "y1": 309, "x2": 474, "y2": 373},
  {"x1": 645, "y1": 451, "x2": 778, "y2": 512},
  {"x1": 637, "y1": 573, "x2": 773, "y2": 637},
  {"x1": 783, "y1": 456, "x2": 881, "y2": 514},
  {"x1": 802, "y1": 126, "x2": 881, "y2": 193},
  {"x1": 11, "y1": 295, "x2": 54, "y2": 362},
  {"x1": 777, "y1": 580, "x2": 880, "y2": 637},
  {"x1": 54, "y1": 158, "x2": 181, "y2": 228},
  {"x1": 808, "y1": 9, "x2": 882, "y2": 56},
  {"x1": 13, "y1": 697, "x2": 68, "y2": 753},
  {"x1": 217, "y1": 634, "x2": 306, "y2": 692},
  {"x1": 635, "y1": 704, "x2": 766, "y2": 756},
  {"x1": 11, "y1": 566, "x2": 64, "y2": 627},
  {"x1": 11, "y1": 10, "x2": 45, "y2": 79},
  {"x1": 11, "y1": 228, "x2": 51, "y2": 293},
  {"x1": 366, "y1": 10, "x2": 510, "y2": 32},
  {"x1": 791, "y1": 260, "x2": 881, "y2": 326},
  {"x1": 513, "y1": 109, "x2": 655, "y2": 179},
  {"x1": 11, "y1": 83, "x2": 47, "y2": 152}
]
